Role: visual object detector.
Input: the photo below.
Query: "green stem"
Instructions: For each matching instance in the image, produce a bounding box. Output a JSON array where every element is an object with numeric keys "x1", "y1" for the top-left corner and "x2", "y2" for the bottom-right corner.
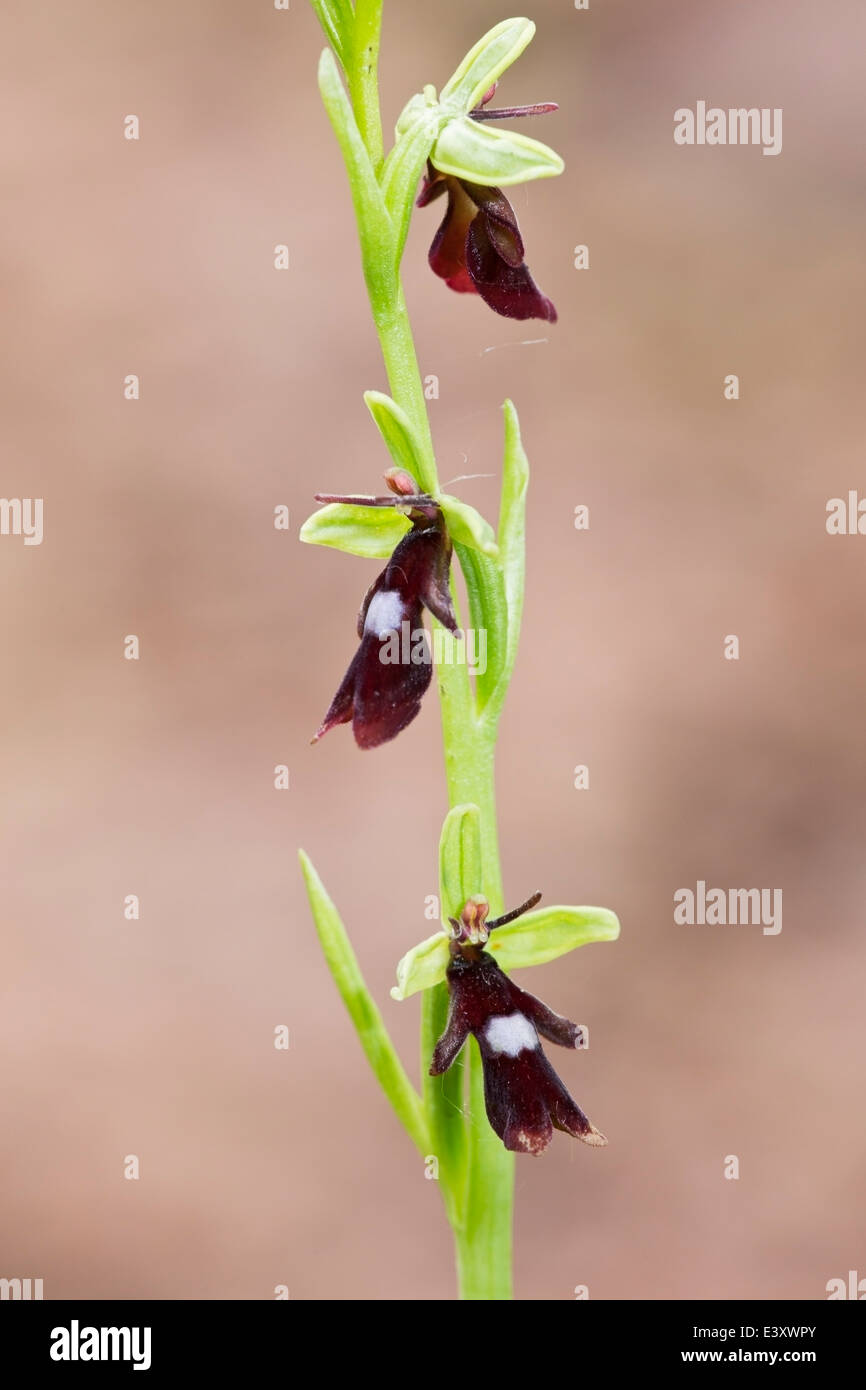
[
  {"x1": 374, "y1": 288, "x2": 438, "y2": 493},
  {"x1": 337, "y1": 2, "x2": 515, "y2": 1299},
  {"x1": 344, "y1": 1, "x2": 436, "y2": 494},
  {"x1": 439, "y1": 727, "x2": 503, "y2": 912},
  {"x1": 374, "y1": 187, "x2": 515, "y2": 1309},
  {"x1": 455, "y1": 1042, "x2": 514, "y2": 1299},
  {"x1": 376, "y1": 289, "x2": 514, "y2": 1296}
]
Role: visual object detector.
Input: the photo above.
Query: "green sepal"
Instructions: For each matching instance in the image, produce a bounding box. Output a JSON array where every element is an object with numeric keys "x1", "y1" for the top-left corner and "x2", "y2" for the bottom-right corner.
[
  {"x1": 440, "y1": 18, "x2": 537, "y2": 114},
  {"x1": 299, "y1": 502, "x2": 411, "y2": 558},
  {"x1": 391, "y1": 930, "x2": 451, "y2": 1001},
  {"x1": 393, "y1": 903, "x2": 620, "y2": 997},
  {"x1": 438, "y1": 495, "x2": 499, "y2": 559},
  {"x1": 432, "y1": 117, "x2": 563, "y2": 187},
  {"x1": 364, "y1": 390, "x2": 426, "y2": 480},
  {"x1": 392, "y1": 803, "x2": 483, "y2": 1001},
  {"x1": 487, "y1": 904, "x2": 621, "y2": 971},
  {"x1": 439, "y1": 803, "x2": 483, "y2": 917}
]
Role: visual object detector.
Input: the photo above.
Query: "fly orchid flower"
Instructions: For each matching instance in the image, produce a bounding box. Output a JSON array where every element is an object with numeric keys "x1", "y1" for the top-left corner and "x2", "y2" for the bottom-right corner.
[
  {"x1": 312, "y1": 469, "x2": 458, "y2": 749},
  {"x1": 417, "y1": 85, "x2": 561, "y2": 322},
  {"x1": 430, "y1": 892, "x2": 607, "y2": 1155}
]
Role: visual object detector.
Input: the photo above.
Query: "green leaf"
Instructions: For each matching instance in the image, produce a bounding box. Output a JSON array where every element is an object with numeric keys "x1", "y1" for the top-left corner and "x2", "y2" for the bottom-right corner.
[
  {"x1": 499, "y1": 398, "x2": 529, "y2": 645},
  {"x1": 454, "y1": 541, "x2": 507, "y2": 712},
  {"x1": 310, "y1": 0, "x2": 355, "y2": 66},
  {"x1": 439, "y1": 802, "x2": 483, "y2": 918},
  {"x1": 487, "y1": 905, "x2": 621, "y2": 972},
  {"x1": 451, "y1": 401, "x2": 529, "y2": 720},
  {"x1": 391, "y1": 930, "x2": 451, "y2": 1001},
  {"x1": 479, "y1": 398, "x2": 529, "y2": 720},
  {"x1": 299, "y1": 850, "x2": 429, "y2": 1155},
  {"x1": 299, "y1": 502, "x2": 411, "y2": 558},
  {"x1": 437, "y1": 495, "x2": 499, "y2": 559},
  {"x1": 364, "y1": 390, "x2": 426, "y2": 481},
  {"x1": 440, "y1": 18, "x2": 536, "y2": 114},
  {"x1": 432, "y1": 117, "x2": 564, "y2": 187}
]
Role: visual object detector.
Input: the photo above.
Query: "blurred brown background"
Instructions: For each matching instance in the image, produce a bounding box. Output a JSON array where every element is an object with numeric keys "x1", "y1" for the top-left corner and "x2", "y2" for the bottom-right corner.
[{"x1": 2, "y1": 0, "x2": 864, "y2": 1300}]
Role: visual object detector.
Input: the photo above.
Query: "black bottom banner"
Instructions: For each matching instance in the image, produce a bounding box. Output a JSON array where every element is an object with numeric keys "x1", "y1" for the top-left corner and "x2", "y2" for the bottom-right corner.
[{"x1": 1, "y1": 1298, "x2": 859, "y2": 1375}]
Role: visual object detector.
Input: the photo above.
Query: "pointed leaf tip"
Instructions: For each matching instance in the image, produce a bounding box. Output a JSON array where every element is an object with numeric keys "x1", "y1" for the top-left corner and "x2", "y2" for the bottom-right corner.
[{"x1": 310, "y1": 2, "x2": 354, "y2": 66}]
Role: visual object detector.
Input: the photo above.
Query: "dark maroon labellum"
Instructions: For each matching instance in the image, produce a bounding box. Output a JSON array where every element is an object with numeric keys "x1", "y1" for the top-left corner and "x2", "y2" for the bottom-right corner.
[
  {"x1": 419, "y1": 169, "x2": 557, "y2": 323},
  {"x1": 430, "y1": 893, "x2": 606, "y2": 1155},
  {"x1": 312, "y1": 473, "x2": 458, "y2": 750}
]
